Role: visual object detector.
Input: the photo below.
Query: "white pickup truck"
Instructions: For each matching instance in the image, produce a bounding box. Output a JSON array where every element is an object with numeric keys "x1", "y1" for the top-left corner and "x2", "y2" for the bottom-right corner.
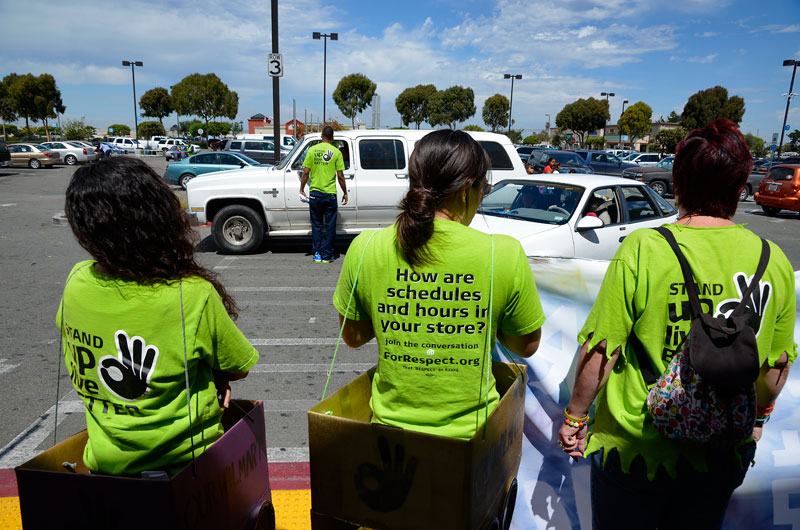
[{"x1": 186, "y1": 129, "x2": 527, "y2": 254}]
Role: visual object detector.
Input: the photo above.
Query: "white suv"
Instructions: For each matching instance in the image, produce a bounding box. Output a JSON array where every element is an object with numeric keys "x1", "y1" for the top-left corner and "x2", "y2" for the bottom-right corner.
[{"x1": 186, "y1": 129, "x2": 527, "y2": 254}]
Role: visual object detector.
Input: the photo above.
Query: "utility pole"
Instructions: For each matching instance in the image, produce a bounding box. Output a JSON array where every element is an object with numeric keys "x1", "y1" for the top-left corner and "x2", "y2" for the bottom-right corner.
[{"x1": 270, "y1": 0, "x2": 281, "y2": 164}]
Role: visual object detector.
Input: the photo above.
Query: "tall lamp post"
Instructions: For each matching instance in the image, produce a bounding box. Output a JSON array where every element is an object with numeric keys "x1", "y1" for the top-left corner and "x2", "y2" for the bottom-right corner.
[
  {"x1": 545, "y1": 113, "x2": 551, "y2": 141},
  {"x1": 169, "y1": 84, "x2": 180, "y2": 138},
  {"x1": 122, "y1": 61, "x2": 143, "y2": 144},
  {"x1": 504, "y1": 74, "x2": 522, "y2": 134},
  {"x1": 777, "y1": 59, "x2": 798, "y2": 158},
  {"x1": 619, "y1": 99, "x2": 628, "y2": 148},
  {"x1": 312, "y1": 32, "x2": 338, "y2": 126},
  {"x1": 600, "y1": 92, "x2": 615, "y2": 149}
]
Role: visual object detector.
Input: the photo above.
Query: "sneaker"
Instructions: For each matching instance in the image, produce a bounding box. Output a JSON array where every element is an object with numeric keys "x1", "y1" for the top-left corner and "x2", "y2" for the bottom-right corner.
[
  {"x1": 320, "y1": 258, "x2": 332, "y2": 264},
  {"x1": 313, "y1": 252, "x2": 322, "y2": 263}
]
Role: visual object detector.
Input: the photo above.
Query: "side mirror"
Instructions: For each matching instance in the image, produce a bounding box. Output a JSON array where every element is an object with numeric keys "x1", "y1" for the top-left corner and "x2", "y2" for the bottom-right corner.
[{"x1": 576, "y1": 215, "x2": 604, "y2": 231}]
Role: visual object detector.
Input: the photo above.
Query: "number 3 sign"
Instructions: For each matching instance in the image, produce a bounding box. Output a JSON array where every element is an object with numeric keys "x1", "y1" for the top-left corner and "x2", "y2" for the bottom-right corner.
[{"x1": 268, "y1": 53, "x2": 284, "y2": 77}]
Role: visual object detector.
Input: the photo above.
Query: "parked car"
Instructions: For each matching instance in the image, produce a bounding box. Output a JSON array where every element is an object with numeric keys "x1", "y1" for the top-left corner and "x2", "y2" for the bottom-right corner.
[
  {"x1": 754, "y1": 156, "x2": 800, "y2": 173},
  {"x1": 515, "y1": 145, "x2": 537, "y2": 161},
  {"x1": 187, "y1": 129, "x2": 528, "y2": 253},
  {"x1": 219, "y1": 139, "x2": 290, "y2": 165},
  {"x1": 98, "y1": 142, "x2": 126, "y2": 157},
  {"x1": 525, "y1": 150, "x2": 592, "y2": 173},
  {"x1": 7, "y1": 143, "x2": 61, "y2": 168},
  {"x1": 622, "y1": 156, "x2": 674, "y2": 197},
  {"x1": 157, "y1": 138, "x2": 189, "y2": 152},
  {"x1": 164, "y1": 152, "x2": 265, "y2": 189},
  {"x1": 573, "y1": 149, "x2": 639, "y2": 175},
  {"x1": 622, "y1": 152, "x2": 662, "y2": 167},
  {"x1": 238, "y1": 134, "x2": 297, "y2": 148},
  {"x1": 39, "y1": 141, "x2": 97, "y2": 165},
  {"x1": 0, "y1": 141, "x2": 11, "y2": 167},
  {"x1": 754, "y1": 164, "x2": 800, "y2": 216},
  {"x1": 107, "y1": 137, "x2": 140, "y2": 153},
  {"x1": 470, "y1": 173, "x2": 678, "y2": 260}
]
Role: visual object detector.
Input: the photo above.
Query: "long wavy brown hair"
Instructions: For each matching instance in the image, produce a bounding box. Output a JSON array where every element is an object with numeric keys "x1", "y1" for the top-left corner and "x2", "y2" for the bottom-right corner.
[{"x1": 65, "y1": 157, "x2": 238, "y2": 318}]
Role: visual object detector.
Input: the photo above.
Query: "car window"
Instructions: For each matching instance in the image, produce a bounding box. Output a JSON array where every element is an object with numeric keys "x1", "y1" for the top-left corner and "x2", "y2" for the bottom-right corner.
[
  {"x1": 657, "y1": 157, "x2": 674, "y2": 170},
  {"x1": 644, "y1": 154, "x2": 659, "y2": 162},
  {"x1": 193, "y1": 153, "x2": 217, "y2": 164},
  {"x1": 767, "y1": 167, "x2": 795, "y2": 181},
  {"x1": 594, "y1": 153, "x2": 609, "y2": 163},
  {"x1": 646, "y1": 187, "x2": 677, "y2": 216},
  {"x1": 53, "y1": 143, "x2": 66, "y2": 149},
  {"x1": 622, "y1": 186, "x2": 658, "y2": 221},
  {"x1": 477, "y1": 180, "x2": 584, "y2": 226},
  {"x1": 18, "y1": 145, "x2": 32, "y2": 152},
  {"x1": 574, "y1": 151, "x2": 588, "y2": 160},
  {"x1": 67, "y1": 142, "x2": 85, "y2": 148},
  {"x1": 359, "y1": 139, "x2": 405, "y2": 170},
  {"x1": 478, "y1": 141, "x2": 513, "y2": 170},
  {"x1": 553, "y1": 152, "x2": 588, "y2": 168},
  {"x1": 244, "y1": 141, "x2": 263, "y2": 150},
  {"x1": 582, "y1": 187, "x2": 620, "y2": 225},
  {"x1": 218, "y1": 153, "x2": 243, "y2": 165},
  {"x1": 607, "y1": 154, "x2": 622, "y2": 164},
  {"x1": 229, "y1": 141, "x2": 242, "y2": 150}
]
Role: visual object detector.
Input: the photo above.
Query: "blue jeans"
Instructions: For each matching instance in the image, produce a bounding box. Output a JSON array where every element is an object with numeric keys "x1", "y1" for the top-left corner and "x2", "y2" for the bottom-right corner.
[
  {"x1": 590, "y1": 444, "x2": 756, "y2": 530},
  {"x1": 309, "y1": 191, "x2": 337, "y2": 260}
]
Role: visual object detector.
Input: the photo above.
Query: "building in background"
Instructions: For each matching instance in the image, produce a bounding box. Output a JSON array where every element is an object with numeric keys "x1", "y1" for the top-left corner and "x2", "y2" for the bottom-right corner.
[
  {"x1": 371, "y1": 94, "x2": 381, "y2": 129},
  {"x1": 248, "y1": 113, "x2": 272, "y2": 134}
]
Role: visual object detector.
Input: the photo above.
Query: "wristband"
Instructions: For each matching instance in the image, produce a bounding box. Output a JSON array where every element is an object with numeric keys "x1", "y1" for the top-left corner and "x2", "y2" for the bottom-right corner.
[{"x1": 564, "y1": 408, "x2": 590, "y2": 428}]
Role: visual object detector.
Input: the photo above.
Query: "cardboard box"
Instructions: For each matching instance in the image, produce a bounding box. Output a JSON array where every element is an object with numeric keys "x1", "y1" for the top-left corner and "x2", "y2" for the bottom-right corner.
[
  {"x1": 15, "y1": 400, "x2": 273, "y2": 530},
  {"x1": 308, "y1": 362, "x2": 525, "y2": 530}
]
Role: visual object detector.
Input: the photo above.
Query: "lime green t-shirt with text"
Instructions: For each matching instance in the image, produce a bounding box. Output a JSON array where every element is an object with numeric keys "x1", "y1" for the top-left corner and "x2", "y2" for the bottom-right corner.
[
  {"x1": 579, "y1": 224, "x2": 797, "y2": 478},
  {"x1": 303, "y1": 141, "x2": 344, "y2": 194},
  {"x1": 56, "y1": 262, "x2": 259, "y2": 476},
  {"x1": 334, "y1": 221, "x2": 545, "y2": 439}
]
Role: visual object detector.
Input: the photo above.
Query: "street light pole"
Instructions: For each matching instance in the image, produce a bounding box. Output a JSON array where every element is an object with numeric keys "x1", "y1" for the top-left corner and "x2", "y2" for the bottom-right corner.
[
  {"x1": 777, "y1": 59, "x2": 798, "y2": 158},
  {"x1": 545, "y1": 113, "x2": 551, "y2": 141},
  {"x1": 619, "y1": 99, "x2": 628, "y2": 148},
  {"x1": 122, "y1": 60, "x2": 143, "y2": 145},
  {"x1": 313, "y1": 32, "x2": 338, "y2": 127},
  {"x1": 600, "y1": 92, "x2": 615, "y2": 149},
  {"x1": 503, "y1": 74, "x2": 522, "y2": 134},
  {"x1": 169, "y1": 85, "x2": 180, "y2": 138}
]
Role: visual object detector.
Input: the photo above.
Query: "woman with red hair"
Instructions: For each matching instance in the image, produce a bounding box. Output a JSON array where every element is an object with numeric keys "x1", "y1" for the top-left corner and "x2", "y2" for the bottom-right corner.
[{"x1": 558, "y1": 119, "x2": 795, "y2": 528}]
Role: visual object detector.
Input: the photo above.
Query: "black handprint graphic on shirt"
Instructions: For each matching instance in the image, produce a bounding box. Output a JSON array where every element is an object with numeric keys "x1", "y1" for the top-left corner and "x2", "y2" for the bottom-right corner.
[
  {"x1": 715, "y1": 272, "x2": 772, "y2": 336},
  {"x1": 354, "y1": 436, "x2": 418, "y2": 512},
  {"x1": 322, "y1": 149, "x2": 334, "y2": 162},
  {"x1": 98, "y1": 330, "x2": 160, "y2": 401}
]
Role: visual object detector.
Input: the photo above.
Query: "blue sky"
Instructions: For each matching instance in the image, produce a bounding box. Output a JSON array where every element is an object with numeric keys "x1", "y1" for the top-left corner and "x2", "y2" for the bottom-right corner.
[{"x1": 1, "y1": 0, "x2": 799, "y2": 142}]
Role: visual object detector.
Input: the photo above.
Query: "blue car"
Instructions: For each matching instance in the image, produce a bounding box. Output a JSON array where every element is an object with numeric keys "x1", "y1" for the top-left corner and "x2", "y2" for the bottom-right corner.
[{"x1": 163, "y1": 152, "x2": 265, "y2": 189}]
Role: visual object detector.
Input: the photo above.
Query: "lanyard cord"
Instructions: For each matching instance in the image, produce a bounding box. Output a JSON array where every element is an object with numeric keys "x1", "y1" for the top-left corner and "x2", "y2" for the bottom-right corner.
[
  {"x1": 179, "y1": 280, "x2": 197, "y2": 477},
  {"x1": 322, "y1": 231, "x2": 378, "y2": 400}
]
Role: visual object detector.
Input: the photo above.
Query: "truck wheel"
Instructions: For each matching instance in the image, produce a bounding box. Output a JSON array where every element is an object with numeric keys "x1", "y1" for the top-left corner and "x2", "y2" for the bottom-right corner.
[
  {"x1": 738, "y1": 185, "x2": 750, "y2": 201},
  {"x1": 648, "y1": 180, "x2": 667, "y2": 197},
  {"x1": 762, "y1": 206, "x2": 780, "y2": 217},
  {"x1": 179, "y1": 173, "x2": 194, "y2": 189},
  {"x1": 212, "y1": 204, "x2": 265, "y2": 254}
]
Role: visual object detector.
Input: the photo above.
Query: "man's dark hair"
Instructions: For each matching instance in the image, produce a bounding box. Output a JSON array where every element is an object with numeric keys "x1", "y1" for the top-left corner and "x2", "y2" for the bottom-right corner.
[{"x1": 322, "y1": 125, "x2": 334, "y2": 140}]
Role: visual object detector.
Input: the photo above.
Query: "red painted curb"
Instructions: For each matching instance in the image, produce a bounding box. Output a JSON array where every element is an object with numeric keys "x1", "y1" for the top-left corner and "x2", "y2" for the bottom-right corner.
[{"x1": 0, "y1": 469, "x2": 17, "y2": 498}]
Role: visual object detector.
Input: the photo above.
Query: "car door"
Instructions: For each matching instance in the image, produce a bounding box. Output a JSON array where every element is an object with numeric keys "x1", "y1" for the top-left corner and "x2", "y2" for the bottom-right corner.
[
  {"x1": 186, "y1": 153, "x2": 219, "y2": 176},
  {"x1": 216, "y1": 153, "x2": 248, "y2": 173},
  {"x1": 572, "y1": 186, "x2": 628, "y2": 259},
  {"x1": 284, "y1": 139, "x2": 356, "y2": 229},
  {"x1": 353, "y1": 137, "x2": 408, "y2": 225},
  {"x1": 9, "y1": 145, "x2": 26, "y2": 166}
]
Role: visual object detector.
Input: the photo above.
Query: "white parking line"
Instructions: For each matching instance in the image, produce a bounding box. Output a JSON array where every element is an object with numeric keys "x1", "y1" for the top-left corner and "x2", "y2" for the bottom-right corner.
[
  {"x1": 250, "y1": 363, "x2": 374, "y2": 373},
  {"x1": 229, "y1": 286, "x2": 335, "y2": 292},
  {"x1": 214, "y1": 257, "x2": 237, "y2": 270},
  {"x1": 0, "y1": 399, "x2": 84, "y2": 468},
  {"x1": 268, "y1": 447, "x2": 308, "y2": 463},
  {"x1": 0, "y1": 358, "x2": 19, "y2": 375},
  {"x1": 249, "y1": 338, "x2": 376, "y2": 346}
]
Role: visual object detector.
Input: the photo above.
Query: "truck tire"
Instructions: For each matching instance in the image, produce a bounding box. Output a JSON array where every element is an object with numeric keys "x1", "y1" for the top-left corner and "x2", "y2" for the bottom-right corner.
[
  {"x1": 738, "y1": 185, "x2": 750, "y2": 201},
  {"x1": 212, "y1": 204, "x2": 265, "y2": 254},
  {"x1": 762, "y1": 205, "x2": 780, "y2": 217},
  {"x1": 648, "y1": 180, "x2": 667, "y2": 197}
]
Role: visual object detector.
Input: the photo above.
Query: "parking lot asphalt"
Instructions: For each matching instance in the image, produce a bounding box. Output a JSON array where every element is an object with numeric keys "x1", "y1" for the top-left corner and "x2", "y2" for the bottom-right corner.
[{"x1": 1, "y1": 157, "x2": 800, "y2": 475}]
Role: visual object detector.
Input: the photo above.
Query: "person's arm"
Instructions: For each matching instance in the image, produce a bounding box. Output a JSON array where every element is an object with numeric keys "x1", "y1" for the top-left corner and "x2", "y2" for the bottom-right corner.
[
  {"x1": 213, "y1": 369, "x2": 250, "y2": 409},
  {"x1": 299, "y1": 167, "x2": 310, "y2": 199},
  {"x1": 558, "y1": 337, "x2": 620, "y2": 459},
  {"x1": 753, "y1": 352, "x2": 791, "y2": 441},
  {"x1": 337, "y1": 170, "x2": 348, "y2": 205},
  {"x1": 338, "y1": 313, "x2": 374, "y2": 347},
  {"x1": 498, "y1": 328, "x2": 542, "y2": 358}
]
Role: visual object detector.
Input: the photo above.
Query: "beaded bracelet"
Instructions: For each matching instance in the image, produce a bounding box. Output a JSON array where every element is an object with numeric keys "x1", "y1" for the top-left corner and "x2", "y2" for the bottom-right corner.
[{"x1": 564, "y1": 408, "x2": 590, "y2": 428}]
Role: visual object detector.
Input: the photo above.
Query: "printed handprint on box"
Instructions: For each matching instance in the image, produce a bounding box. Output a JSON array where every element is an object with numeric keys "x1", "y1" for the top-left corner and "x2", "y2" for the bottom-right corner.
[{"x1": 354, "y1": 436, "x2": 418, "y2": 512}]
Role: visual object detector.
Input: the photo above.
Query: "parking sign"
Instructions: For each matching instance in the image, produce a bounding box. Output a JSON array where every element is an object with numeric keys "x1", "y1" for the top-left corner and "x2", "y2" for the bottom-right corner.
[{"x1": 268, "y1": 54, "x2": 283, "y2": 77}]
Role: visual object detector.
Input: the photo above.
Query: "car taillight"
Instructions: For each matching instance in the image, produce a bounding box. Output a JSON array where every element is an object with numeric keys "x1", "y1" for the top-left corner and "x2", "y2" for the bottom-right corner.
[
  {"x1": 43, "y1": 152, "x2": 52, "y2": 157},
  {"x1": 83, "y1": 148, "x2": 87, "y2": 154}
]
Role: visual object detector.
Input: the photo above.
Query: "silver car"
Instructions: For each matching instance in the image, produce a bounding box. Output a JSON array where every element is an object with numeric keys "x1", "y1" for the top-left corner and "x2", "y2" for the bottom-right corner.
[{"x1": 39, "y1": 141, "x2": 97, "y2": 165}]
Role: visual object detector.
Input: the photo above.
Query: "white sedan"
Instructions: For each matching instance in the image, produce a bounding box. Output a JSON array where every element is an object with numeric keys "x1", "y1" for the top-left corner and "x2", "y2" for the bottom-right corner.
[
  {"x1": 39, "y1": 141, "x2": 97, "y2": 165},
  {"x1": 470, "y1": 173, "x2": 678, "y2": 260}
]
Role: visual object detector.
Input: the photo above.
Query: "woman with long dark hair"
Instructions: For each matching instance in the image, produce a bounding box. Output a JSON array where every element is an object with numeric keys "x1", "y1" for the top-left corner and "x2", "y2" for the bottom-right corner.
[
  {"x1": 333, "y1": 130, "x2": 544, "y2": 439},
  {"x1": 558, "y1": 119, "x2": 795, "y2": 528},
  {"x1": 58, "y1": 157, "x2": 258, "y2": 476}
]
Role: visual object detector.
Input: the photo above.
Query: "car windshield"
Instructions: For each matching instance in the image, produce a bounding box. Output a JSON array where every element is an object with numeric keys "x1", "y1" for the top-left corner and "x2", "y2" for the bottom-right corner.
[
  {"x1": 657, "y1": 157, "x2": 674, "y2": 169},
  {"x1": 552, "y1": 152, "x2": 589, "y2": 168},
  {"x1": 275, "y1": 140, "x2": 304, "y2": 170},
  {"x1": 477, "y1": 180, "x2": 584, "y2": 226}
]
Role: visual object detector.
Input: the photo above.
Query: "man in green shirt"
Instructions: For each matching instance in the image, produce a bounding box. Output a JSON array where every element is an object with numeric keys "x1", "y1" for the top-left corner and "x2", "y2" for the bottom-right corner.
[{"x1": 299, "y1": 126, "x2": 348, "y2": 263}]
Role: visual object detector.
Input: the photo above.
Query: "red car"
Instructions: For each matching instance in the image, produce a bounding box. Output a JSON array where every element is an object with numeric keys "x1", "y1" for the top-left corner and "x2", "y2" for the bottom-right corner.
[{"x1": 754, "y1": 164, "x2": 800, "y2": 216}]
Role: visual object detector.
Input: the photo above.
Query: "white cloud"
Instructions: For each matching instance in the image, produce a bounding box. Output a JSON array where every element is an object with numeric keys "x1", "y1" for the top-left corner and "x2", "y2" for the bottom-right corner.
[
  {"x1": 687, "y1": 54, "x2": 718, "y2": 64},
  {"x1": 695, "y1": 31, "x2": 718, "y2": 37},
  {"x1": 751, "y1": 24, "x2": 800, "y2": 34}
]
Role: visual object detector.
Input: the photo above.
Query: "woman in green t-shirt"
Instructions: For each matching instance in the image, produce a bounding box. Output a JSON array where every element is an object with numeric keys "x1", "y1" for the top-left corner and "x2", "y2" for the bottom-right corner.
[
  {"x1": 334, "y1": 130, "x2": 545, "y2": 439},
  {"x1": 59, "y1": 157, "x2": 258, "y2": 476},
  {"x1": 558, "y1": 119, "x2": 795, "y2": 528}
]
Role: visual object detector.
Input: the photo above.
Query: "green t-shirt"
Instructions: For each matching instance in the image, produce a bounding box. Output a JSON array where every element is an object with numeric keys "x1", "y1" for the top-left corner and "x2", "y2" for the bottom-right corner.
[
  {"x1": 333, "y1": 220, "x2": 546, "y2": 439},
  {"x1": 578, "y1": 224, "x2": 797, "y2": 478},
  {"x1": 303, "y1": 141, "x2": 344, "y2": 194},
  {"x1": 56, "y1": 261, "x2": 259, "y2": 476}
]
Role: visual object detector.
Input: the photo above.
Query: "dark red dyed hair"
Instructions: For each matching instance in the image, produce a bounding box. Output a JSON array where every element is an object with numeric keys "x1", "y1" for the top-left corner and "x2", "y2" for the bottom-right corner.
[{"x1": 672, "y1": 118, "x2": 752, "y2": 219}]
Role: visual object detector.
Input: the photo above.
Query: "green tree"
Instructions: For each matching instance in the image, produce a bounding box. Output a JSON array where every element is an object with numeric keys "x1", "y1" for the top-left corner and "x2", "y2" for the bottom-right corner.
[
  {"x1": 171, "y1": 73, "x2": 239, "y2": 142},
  {"x1": 551, "y1": 132, "x2": 564, "y2": 148},
  {"x1": 503, "y1": 129, "x2": 523, "y2": 144},
  {"x1": 428, "y1": 86, "x2": 476, "y2": 129},
  {"x1": 482, "y1": 93, "x2": 510, "y2": 132},
  {"x1": 462, "y1": 124, "x2": 485, "y2": 131},
  {"x1": 743, "y1": 133, "x2": 767, "y2": 158},
  {"x1": 139, "y1": 87, "x2": 172, "y2": 126},
  {"x1": 138, "y1": 120, "x2": 166, "y2": 139},
  {"x1": 555, "y1": 97, "x2": 609, "y2": 147},
  {"x1": 395, "y1": 84, "x2": 437, "y2": 129},
  {"x1": 585, "y1": 137, "x2": 605, "y2": 149},
  {"x1": 522, "y1": 132, "x2": 547, "y2": 145},
  {"x1": 63, "y1": 118, "x2": 95, "y2": 140},
  {"x1": 32, "y1": 74, "x2": 65, "y2": 141},
  {"x1": 681, "y1": 86, "x2": 745, "y2": 130},
  {"x1": 230, "y1": 121, "x2": 243, "y2": 136},
  {"x1": 651, "y1": 127, "x2": 687, "y2": 154},
  {"x1": 788, "y1": 129, "x2": 800, "y2": 149},
  {"x1": 618, "y1": 101, "x2": 653, "y2": 146},
  {"x1": 107, "y1": 123, "x2": 131, "y2": 136},
  {"x1": 332, "y1": 73, "x2": 377, "y2": 129},
  {"x1": 667, "y1": 110, "x2": 681, "y2": 122},
  {"x1": 0, "y1": 75, "x2": 19, "y2": 142},
  {"x1": 9, "y1": 73, "x2": 41, "y2": 137}
]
